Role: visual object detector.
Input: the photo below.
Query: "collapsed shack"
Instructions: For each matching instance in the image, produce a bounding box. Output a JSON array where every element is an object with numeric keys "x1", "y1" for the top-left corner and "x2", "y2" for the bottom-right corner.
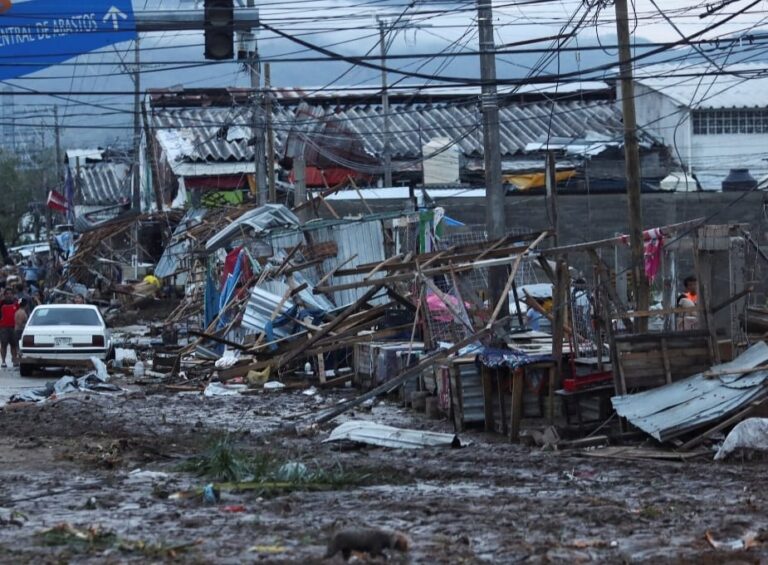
[
  {"x1": 114, "y1": 199, "x2": 768, "y2": 460},
  {"x1": 55, "y1": 210, "x2": 184, "y2": 307},
  {"x1": 535, "y1": 220, "x2": 768, "y2": 455}
]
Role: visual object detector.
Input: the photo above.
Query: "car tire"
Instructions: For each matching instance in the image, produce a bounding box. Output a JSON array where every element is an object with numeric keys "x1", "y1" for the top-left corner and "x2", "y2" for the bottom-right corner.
[{"x1": 19, "y1": 363, "x2": 35, "y2": 377}]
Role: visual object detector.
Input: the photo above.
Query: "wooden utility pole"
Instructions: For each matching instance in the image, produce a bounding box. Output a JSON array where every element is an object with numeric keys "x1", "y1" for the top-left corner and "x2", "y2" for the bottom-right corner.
[
  {"x1": 378, "y1": 18, "x2": 393, "y2": 188},
  {"x1": 132, "y1": 37, "x2": 142, "y2": 212},
  {"x1": 247, "y1": 0, "x2": 268, "y2": 206},
  {"x1": 477, "y1": 0, "x2": 507, "y2": 316},
  {"x1": 265, "y1": 63, "x2": 276, "y2": 203},
  {"x1": 614, "y1": 0, "x2": 649, "y2": 328},
  {"x1": 545, "y1": 151, "x2": 559, "y2": 246},
  {"x1": 53, "y1": 106, "x2": 62, "y2": 183}
]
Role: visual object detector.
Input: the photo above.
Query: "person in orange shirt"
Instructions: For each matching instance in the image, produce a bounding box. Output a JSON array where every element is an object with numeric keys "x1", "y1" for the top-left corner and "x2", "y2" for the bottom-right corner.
[{"x1": 677, "y1": 276, "x2": 698, "y2": 330}]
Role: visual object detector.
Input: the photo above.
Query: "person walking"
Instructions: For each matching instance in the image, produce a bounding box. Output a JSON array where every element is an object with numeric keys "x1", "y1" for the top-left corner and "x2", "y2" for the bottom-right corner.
[
  {"x1": 0, "y1": 289, "x2": 19, "y2": 368},
  {"x1": 14, "y1": 298, "x2": 28, "y2": 367}
]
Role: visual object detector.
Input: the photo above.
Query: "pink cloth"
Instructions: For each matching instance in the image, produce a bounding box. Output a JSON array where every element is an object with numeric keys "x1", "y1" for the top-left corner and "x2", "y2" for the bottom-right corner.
[
  {"x1": 426, "y1": 292, "x2": 468, "y2": 323},
  {"x1": 644, "y1": 234, "x2": 664, "y2": 281},
  {"x1": 619, "y1": 228, "x2": 665, "y2": 281}
]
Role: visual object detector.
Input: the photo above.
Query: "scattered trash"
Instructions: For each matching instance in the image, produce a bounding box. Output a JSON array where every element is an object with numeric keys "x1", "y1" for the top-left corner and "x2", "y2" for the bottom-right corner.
[
  {"x1": 714, "y1": 418, "x2": 768, "y2": 460},
  {"x1": 202, "y1": 483, "x2": 220, "y2": 504},
  {"x1": 114, "y1": 348, "x2": 138, "y2": 366},
  {"x1": 215, "y1": 350, "x2": 240, "y2": 369},
  {"x1": 705, "y1": 529, "x2": 759, "y2": 551},
  {"x1": 275, "y1": 462, "x2": 309, "y2": 481},
  {"x1": 9, "y1": 372, "x2": 122, "y2": 403},
  {"x1": 302, "y1": 386, "x2": 318, "y2": 396},
  {"x1": 249, "y1": 545, "x2": 286, "y2": 554},
  {"x1": 245, "y1": 367, "x2": 271, "y2": 387},
  {"x1": 133, "y1": 359, "x2": 146, "y2": 379},
  {"x1": 203, "y1": 382, "x2": 248, "y2": 397},
  {"x1": 263, "y1": 381, "x2": 286, "y2": 391},
  {"x1": 324, "y1": 420, "x2": 468, "y2": 449},
  {"x1": 221, "y1": 505, "x2": 247, "y2": 513}
]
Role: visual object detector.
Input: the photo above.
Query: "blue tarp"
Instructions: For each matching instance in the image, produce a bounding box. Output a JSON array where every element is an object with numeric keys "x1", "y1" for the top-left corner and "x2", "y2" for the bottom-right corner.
[{"x1": 477, "y1": 347, "x2": 554, "y2": 369}]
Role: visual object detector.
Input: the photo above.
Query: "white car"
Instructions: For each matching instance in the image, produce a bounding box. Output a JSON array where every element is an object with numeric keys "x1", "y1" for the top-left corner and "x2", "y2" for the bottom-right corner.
[{"x1": 19, "y1": 304, "x2": 113, "y2": 376}]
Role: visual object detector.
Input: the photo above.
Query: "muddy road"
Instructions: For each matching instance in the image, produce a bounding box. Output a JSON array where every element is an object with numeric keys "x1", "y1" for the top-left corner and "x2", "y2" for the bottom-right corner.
[{"x1": 0, "y1": 386, "x2": 765, "y2": 564}]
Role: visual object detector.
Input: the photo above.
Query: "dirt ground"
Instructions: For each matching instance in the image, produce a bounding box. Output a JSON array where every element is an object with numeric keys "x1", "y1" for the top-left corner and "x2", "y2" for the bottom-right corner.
[{"x1": 0, "y1": 384, "x2": 765, "y2": 564}]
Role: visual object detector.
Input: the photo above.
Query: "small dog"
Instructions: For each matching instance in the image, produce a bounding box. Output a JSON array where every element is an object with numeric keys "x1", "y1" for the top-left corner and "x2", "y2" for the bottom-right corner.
[{"x1": 325, "y1": 528, "x2": 411, "y2": 560}]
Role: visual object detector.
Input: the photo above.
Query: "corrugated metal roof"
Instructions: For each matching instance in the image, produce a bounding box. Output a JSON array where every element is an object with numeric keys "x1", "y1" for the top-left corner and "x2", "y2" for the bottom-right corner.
[
  {"x1": 634, "y1": 63, "x2": 768, "y2": 109},
  {"x1": 76, "y1": 161, "x2": 132, "y2": 206},
  {"x1": 612, "y1": 342, "x2": 768, "y2": 442},
  {"x1": 149, "y1": 95, "x2": 626, "y2": 171}
]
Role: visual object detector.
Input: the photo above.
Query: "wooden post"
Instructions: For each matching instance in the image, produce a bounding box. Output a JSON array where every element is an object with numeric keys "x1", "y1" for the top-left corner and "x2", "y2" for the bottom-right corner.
[
  {"x1": 545, "y1": 151, "x2": 559, "y2": 246},
  {"x1": 550, "y1": 259, "x2": 569, "y2": 423},
  {"x1": 510, "y1": 368, "x2": 524, "y2": 442},
  {"x1": 265, "y1": 63, "x2": 276, "y2": 203},
  {"x1": 482, "y1": 366, "x2": 494, "y2": 433},
  {"x1": 614, "y1": 0, "x2": 649, "y2": 330},
  {"x1": 295, "y1": 156, "x2": 307, "y2": 221}
]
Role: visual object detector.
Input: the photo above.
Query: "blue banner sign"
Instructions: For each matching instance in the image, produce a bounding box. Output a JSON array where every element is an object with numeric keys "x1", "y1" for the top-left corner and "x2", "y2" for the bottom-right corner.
[{"x1": 0, "y1": 0, "x2": 136, "y2": 81}]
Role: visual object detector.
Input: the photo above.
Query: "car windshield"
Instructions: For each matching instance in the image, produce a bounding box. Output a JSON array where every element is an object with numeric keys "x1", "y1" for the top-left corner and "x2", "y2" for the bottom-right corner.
[{"x1": 28, "y1": 307, "x2": 102, "y2": 327}]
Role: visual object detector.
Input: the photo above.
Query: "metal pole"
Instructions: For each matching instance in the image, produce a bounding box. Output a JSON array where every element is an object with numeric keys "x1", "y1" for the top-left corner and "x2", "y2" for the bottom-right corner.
[
  {"x1": 132, "y1": 36, "x2": 142, "y2": 212},
  {"x1": 265, "y1": 63, "x2": 276, "y2": 203},
  {"x1": 477, "y1": 0, "x2": 507, "y2": 315},
  {"x1": 378, "y1": 19, "x2": 393, "y2": 188},
  {"x1": 134, "y1": 9, "x2": 259, "y2": 31},
  {"x1": 614, "y1": 0, "x2": 649, "y2": 325}
]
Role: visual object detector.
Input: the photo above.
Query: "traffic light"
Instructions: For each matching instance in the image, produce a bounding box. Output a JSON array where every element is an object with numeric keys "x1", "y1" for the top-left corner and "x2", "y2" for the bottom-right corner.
[{"x1": 204, "y1": 0, "x2": 234, "y2": 60}]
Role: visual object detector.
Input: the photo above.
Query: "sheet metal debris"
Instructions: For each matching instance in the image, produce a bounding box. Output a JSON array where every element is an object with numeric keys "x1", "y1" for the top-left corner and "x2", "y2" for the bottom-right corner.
[
  {"x1": 324, "y1": 420, "x2": 467, "y2": 449},
  {"x1": 612, "y1": 342, "x2": 768, "y2": 442}
]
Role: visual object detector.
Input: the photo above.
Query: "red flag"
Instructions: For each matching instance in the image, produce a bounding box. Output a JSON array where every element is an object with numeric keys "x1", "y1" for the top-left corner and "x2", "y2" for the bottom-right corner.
[{"x1": 47, "y1": 189, "x2": 68, "y2": 214}]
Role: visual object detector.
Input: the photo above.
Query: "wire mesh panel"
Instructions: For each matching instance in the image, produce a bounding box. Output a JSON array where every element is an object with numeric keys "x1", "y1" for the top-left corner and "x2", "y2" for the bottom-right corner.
[{"x1": 424, "y1": 281, "x2": 473, "y2": 345}]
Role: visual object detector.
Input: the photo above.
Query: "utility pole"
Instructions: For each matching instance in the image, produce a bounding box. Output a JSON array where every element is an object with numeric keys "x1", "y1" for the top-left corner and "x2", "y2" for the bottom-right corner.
[
  {"x1": 247, "y1": 0, "x2": 268, "y2": 206},
  {"x1": 477, "y1": 0, "x2": 507, "y2": 315},
  {"x1": 378, "y1": 18, "x2": 393, "y2": 188},
  {"x1": 265, "y1": 63, "x2": 276, "y2": 203},
  {"x1": 545, "y1": 151, "x2": 559, "y2": 246},
  {"x1": 614, "y1": 0, "x2": 649, "y2": 326},
  {"x1": 53, "y1": 106, "x2": 62, "y2": 182},
  {"x1": 132, "y1": 37, "x2": 142, "y2": 213}
]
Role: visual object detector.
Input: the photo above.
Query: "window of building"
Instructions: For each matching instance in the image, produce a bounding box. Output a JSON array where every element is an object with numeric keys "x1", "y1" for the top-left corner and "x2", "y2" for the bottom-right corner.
[{"x1": 692, "y1": 108, "x2": 768, "y2": 135}]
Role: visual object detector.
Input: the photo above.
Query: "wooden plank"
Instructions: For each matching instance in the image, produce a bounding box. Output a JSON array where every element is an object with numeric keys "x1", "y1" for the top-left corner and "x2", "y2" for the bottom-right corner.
[
  {"x1": 541, "y1": 218, "x2": 705, "y2": 255},
  {"x1": 509, "y1": 368, "x2": 524, "y2": 442},
  {"x1": 703, "y1": 364, "x2": 768, "y2": 379},
  {"x1": 487, "y1": 231, "x2": 549, "y2": 328},
  {"x1": 332, "y1": 241, "x2": 536, "y2": 277},
  {"x1": 550, "y1": 259, "x2": 569, "y2": 423}
]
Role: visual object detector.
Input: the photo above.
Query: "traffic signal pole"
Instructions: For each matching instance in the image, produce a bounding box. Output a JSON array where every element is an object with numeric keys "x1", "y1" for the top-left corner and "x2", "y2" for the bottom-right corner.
[
  {"x1": 134, "y1": 6, "x2": 268, "y2": 205},
  {"x1": 133, "y1": 9, "x2": 259, "y2": 32}
]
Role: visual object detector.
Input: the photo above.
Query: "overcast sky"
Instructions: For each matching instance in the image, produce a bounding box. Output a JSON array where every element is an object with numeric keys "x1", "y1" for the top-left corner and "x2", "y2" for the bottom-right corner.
[{"x1": 1, "y1": 0, "x2": 765, "y2": 148}]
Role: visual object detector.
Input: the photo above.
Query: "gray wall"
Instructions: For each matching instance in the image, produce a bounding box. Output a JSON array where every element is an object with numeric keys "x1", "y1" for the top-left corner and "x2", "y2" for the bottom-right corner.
[{"x1": 326, "y1": 191, "x2": 768, "y2": 246}]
